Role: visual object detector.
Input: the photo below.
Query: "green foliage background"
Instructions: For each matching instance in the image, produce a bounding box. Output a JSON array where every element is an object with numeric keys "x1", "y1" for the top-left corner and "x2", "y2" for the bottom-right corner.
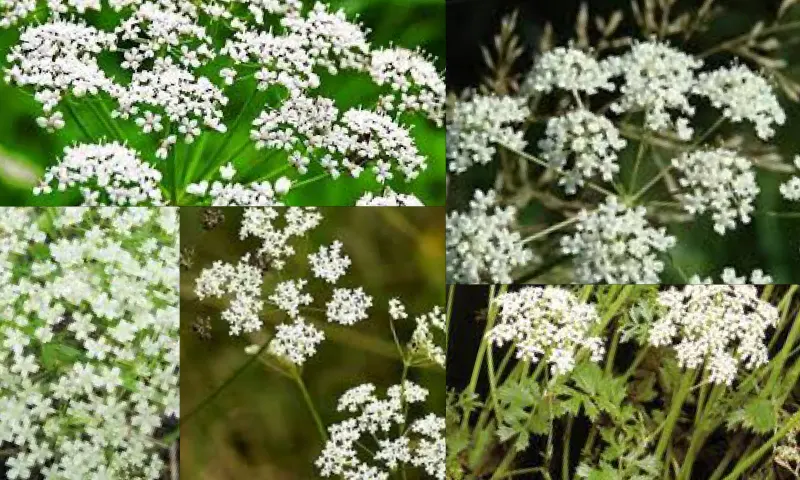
[
  {"x1": 0, "y1": 0, "x2": 445, "y2": 205},
  {"x1": 180, "y1": 207, "x2": 445, "y2": 479}
]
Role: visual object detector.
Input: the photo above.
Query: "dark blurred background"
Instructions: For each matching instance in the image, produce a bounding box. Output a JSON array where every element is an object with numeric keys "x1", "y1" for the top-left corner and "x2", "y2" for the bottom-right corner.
[
  {"x1": 180, "y1": 207, "x2": 444, "y2": 479},
  {"x1": 446, "y1": 0, "x2": 800, "y2": 283}
]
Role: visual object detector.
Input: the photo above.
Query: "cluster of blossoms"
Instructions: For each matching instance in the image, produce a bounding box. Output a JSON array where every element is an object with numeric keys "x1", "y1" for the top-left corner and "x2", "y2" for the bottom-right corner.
[
  {"x1": 672, "y1": 149, "x2": 758, "y2": 235},
  {"x1": 651, "y1": 285, "x2": 779, "y2": 385},
  {"x1": 0, "y1": 208, "x2": 179, "y2": 479},
  {"x1": 689, "y1": 267, "x2": 773, "y2": 285},
  {"x1": 560, "y1": 196, "x2": 676, "y2": 283},
  {"x1": 197, "y1": 207, "x2": 445, "y2": 371},
  {"x1": 446, "y1": 94, "x2": 529, "y2": 174},
  {"x1": 2, "y1": 0, "x2": 443, "y2": 205},
  {"x1": 355, "y1": 188, "x2": 424, "y2": 206},
  {"x1": 192, "y1": 208, "x2": 445, "y2": 478},
  {"x1": 33, "y1": 142, "x2": 165, "y2": 205},
  {"x1": 446, "y1": 189, "x2": 536, "y2": 284},
  {"x1": 486, "y1": 287, "x2": 605, "y2": 375},
  {"x1": 538, "y1": 109, "x2": 627, "y2": 194},
  {"x1": 447, "y1": 35, "x2": 793, "y2": 282},
  {"x1": 389, "y1": 299, "x2": 446, "y2": 368},
  {"x1": 315, "y1": 382, "x2": 445, "y2": 480}
]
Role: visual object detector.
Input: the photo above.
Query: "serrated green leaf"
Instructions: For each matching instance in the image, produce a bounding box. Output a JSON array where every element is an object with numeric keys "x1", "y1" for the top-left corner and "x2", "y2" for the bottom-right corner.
[
  {"x1": 573, "y1": 362, "x2": 604, "y2": 396},
  {"x1": 513, "y1": 430, "x2": 530, "y2": 452},
  {"x1": 730, "y1": 398, "x2": 777, "y2": 434}
]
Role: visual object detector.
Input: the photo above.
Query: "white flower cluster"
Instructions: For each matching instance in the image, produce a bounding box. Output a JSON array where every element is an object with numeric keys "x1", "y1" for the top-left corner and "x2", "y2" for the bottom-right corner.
[
  {"x1": 689, "y1": 267, "x2": 773, "y2": 285},
  {"x1": 2, "y1": 0, "x2": 443, "y2": 205},
  {"x1": 694, "y1": 63, "x2": 786, "y2": 140},
  {"x1": 356, "y1": 188, "x2": 424, "y2": 206},
  {"x1": 195, "y1": 254, "x2": 265, "y2": 335},
  {"x1": 672, "y1": 149, "x2": 758, "y2": 235},
  {"x1": 0, "y1": 208, "x2": 179, "y2": 480},
  {"x1": 446, "y1": 94, "x2": 529, "y2": 174},
  {"x1": 561, "y1": 196, "x2": 676, "y2": 283},
  {"x1": 267, "y1": 317, "x2": 325, "y2": 366},
  {"x1": 186, "y1": 165, "x2": 293, "y2": 206},
  {"x1": 538, "y1": 109, "x2": 627, "y2": 194},
  {"x1": 5, "y1": 20, "x2": 119, "y2": 125},
  {"x1": 780, "y1": 156, "x2": 800, "y2": 201},
  {"x1": 369, "y1": 47, "x2": 445, "y2": 125},
  {"x1": 326, "y1": 288, "x2": 373, "y2": 326},
  {"x1": 0, "y1": 0, "x2": 36, "y2": 28},
  {"x1": 610, "y1": 40, "x2": 702, "y2": 138},
  {"x1": 315, "y1": 382, "x2": 444, "y2": 480},
  {"x1": 652, "y1": 286, "x2": 779, "y2": 385},
  {"x1": 487, "y1": 286, "x2": 605, "y2": 375},
  {"x1": 238, "y1": 207, "x2": 323, "y2": 270},
  {"x1": 446, "y1": 189, "x2": 535, "y2": 284},
  {"x1": 250, "y1": 95, "x2": 426, "y2": 183},
  {"x1": 34, "y1": 142, "x2": 164, "y2": 205},
  {"x1": 309, "y1": 241, "x2": 351, "y2": 283},
  {"x1": 525, "y1": 46, "x2": 616, "y2": 95},
  {"x1": 390, "y1": 299, "x2": 445, "y2": 368},
  {"x1": 115, "y1": 57, "x2": 228, "y2": 143}
]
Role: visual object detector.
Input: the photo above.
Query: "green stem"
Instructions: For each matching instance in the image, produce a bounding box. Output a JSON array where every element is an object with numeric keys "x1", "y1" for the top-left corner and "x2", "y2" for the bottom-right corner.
[
  {"x1": 655, "y1": 369, "x2": 695, "y2": 459},
  {"x1": 629, "y1": 125, "x2": 648, "y2": 192},
  {"x1": 707, "y1": 434, "x2": 744, "y2": 480},
  {"x1": 200, "y1": 89, "x2": 259, "y2": 180},
  {"x1": 291, "y1": 171, "x2": 331, "y2": 189},
  {"x1": 522, "y1": 216, "x2": 579, "y2": 244},
  {"x1": 722, "y1": 411, "x2": 800, "y2": 480},
  {"x1": 446, "y1": 284, "x2": 455, "y2": 346},
  {"x1": 561, "y1": 416, "x2": 574, "y2": 480},
  {"x1": 181, "y1": 341, "x2": 270, "y2": 426},
  {"x1": 292, "y1": 369, "x2": 328, "y2": 443},
  {"x1": 66, "y1": 102, "x2": 94, "y2": 141}
]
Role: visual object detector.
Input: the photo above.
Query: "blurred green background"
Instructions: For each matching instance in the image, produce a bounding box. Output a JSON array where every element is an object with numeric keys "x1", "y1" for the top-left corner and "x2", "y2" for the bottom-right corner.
[
  {"x1": 0, "y1": 0, "x2": 445, "y2": 205},
  {"x1": 180, "y1": 207, "x2": 445, "y2": 479},
  {"x1": 446, "y1": 0, "x2": 800, "y2": 283}
]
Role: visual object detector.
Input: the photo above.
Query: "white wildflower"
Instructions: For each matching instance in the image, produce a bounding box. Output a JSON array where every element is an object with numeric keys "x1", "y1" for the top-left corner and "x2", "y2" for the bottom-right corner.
[
  {"x1": 316, "y1": 382, "x2": 443, "y2": 480},
  {"x1": 309, "y1": 241, "x2": 351, "y2": 284},
  {"x1": 693, "y1": 63, "x2": 785, "y2": 140},
  {"x1": 524, "y1": 46, "x2": 616, "y2": 95},
  {"x1": 446, "y1": 94, "x2": 529, "y2": 174},
  {"x1": 652, "y1": 286, "x2": 778, "y2": 385},
  {"x1": 446, "y1": 189, "x2": 535, "y2": 284},
  {"x1": 672, "y1": 149, "x2": 758, "y2": 235},
  {"x1": 610, "y1": 40, "x2": 702, "y2": 139},
  {"x1": 267, "y1": 317, "x2": 325, "y2": 365},
  {"x1": 487, "y1": 287, "x2": 605, "y2": 375},
  {"x1": 538, "y1": 109, "x2": 626, "y2": 194},
  {"x1": 34, "y1": 142, "x2": 164, "y2": 205},
  {"x1": 561, "y1": 196, "x2": 676, "y2": 283},
  {"x1": 326, "y1": 288, "x2": 373, "y2": 325}
]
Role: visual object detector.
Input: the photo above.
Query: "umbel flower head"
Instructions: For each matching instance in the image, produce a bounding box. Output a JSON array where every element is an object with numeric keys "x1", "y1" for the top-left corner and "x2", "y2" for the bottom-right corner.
[
  {"x1": 0, "y1": 208, "x2": 179, "y2": 480},
  {"x1": 2, "y1": 0, "x2": 443, "y2": 205},
  {"x1": 651, "y1": 285, "x2": 779, "y2": 385},
  {"x1": 34, "y1": 142, "x2": 165, "y2": 205},
  {"x1": 446, "y1": 189, "x2": 535, "y2": 284},
  {"x1": 315, "y1": 382, "x2": 444, "y2": 480},
  {"x1": 446, "y1": 94, "x2": 529, "y2": 174},
  {"x1": 487, "y1": 286, "x2": 605, "y2": 375},
  {"x1": 560, "y1": 196, "x2": 676, "y2": 284},
  {"x1": 672, "y1": 148, "x2": 759, "y2": 235},
  {"x1": 538, "y1": 108, "x2": 627, "y2": 194}
]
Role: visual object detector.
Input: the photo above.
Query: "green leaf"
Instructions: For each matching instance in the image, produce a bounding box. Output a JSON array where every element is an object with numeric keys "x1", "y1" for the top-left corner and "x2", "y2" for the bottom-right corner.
[
  {"x1": 729, "y1": 398, "x2": 777, "y2": 434},
  {"x1": 40, "y1": 342, "x2": 82, "y2": 371},
  {"x1": 573, "y1": 362, "x2": 604, "y2": 396}
]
